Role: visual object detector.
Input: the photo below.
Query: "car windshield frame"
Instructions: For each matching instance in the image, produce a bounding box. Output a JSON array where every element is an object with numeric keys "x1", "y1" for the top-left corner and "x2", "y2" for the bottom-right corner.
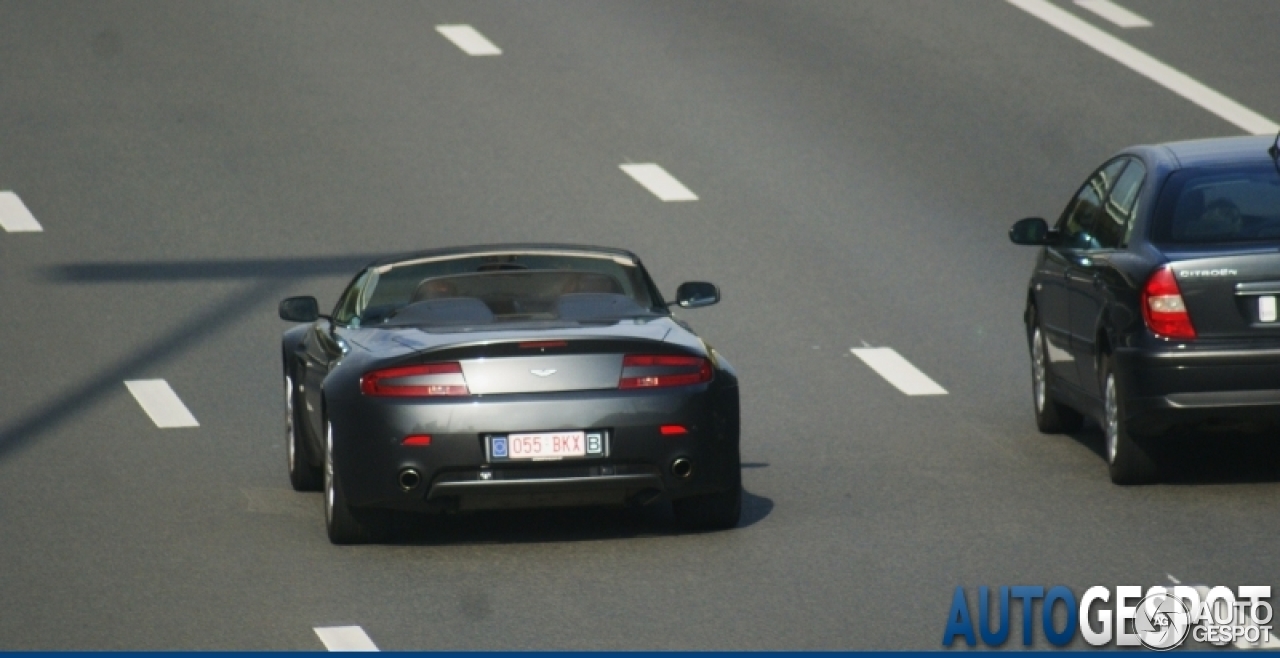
[{"x1": 341, "y1": 251, "x2": 669, "y2": 328}]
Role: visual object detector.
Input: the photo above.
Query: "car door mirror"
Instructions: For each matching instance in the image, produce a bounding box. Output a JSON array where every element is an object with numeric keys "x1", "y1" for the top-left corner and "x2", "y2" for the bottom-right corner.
[
  {"x1": 1009, "y1": 217, "x2": 1052, "y2": 245},
  {"x1": 279, "y1": 296, "x2": 320, "y2": 322},
  {"x1": 674, "y1": 281, "x2": 719, "y2": 309}
]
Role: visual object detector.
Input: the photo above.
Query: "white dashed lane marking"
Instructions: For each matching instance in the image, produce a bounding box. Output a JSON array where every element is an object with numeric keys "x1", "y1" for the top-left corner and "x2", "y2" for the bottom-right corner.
[
  {"x1": 124, "y1": 379, "x2": 199, "y2": 428},
  {"x1": 315, "y1": 626, "x2": 379, "y2": 652},
  {"x1": 1073, "y1": 0, "x2": 1151, "y2": 28},
  {"x1": 1007, "y1": 0, "x2": 1278, "y2": 135},
  {"x1": 850, "y1": 347, "x2": 948, "y2": 396},
  {"x1": 0, "y1": 191, "x2": 43, "y2": 232},
  {"x1": 619, "y1": 163, "x2": 699, "y2": 202},
  {"x1": 435, "y1": 25, "x2": 502, "y2": 56}
]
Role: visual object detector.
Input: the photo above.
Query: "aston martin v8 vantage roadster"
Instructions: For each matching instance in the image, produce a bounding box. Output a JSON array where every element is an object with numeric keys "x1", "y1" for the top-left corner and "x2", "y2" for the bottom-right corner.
[{"x1": 279, "y1": 244, "x2": 740, "y2": 543}]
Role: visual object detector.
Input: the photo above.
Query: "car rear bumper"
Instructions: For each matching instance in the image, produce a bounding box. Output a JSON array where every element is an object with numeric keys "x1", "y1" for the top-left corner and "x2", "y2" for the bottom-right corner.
[
  {"x1": 326, "y1": 384, "x2": 739, "y2": 512},
  {"x1": 1113, "y1": 346, "x2": 1280, "y2": 432},
  {"x1": 428, "y1": 470, "x2": 666, "y2": 511}
]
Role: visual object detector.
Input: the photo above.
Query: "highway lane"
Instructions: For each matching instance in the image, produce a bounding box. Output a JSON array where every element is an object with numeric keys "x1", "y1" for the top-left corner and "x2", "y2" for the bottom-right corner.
[{"x1": 1, "y1": 0, "x2": 1277, "y2": 649}]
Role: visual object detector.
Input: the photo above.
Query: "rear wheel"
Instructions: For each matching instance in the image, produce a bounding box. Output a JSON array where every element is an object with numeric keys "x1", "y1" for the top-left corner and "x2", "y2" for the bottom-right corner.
[
  {"x1": 673, "y1": 455, "x2": 742, "y2": 531},
  {"x1": 1102, "y1": 359, "x2": 1159, "y2": 485},
  {"x1": 324, "y1": 418, "x2": 387, "y2": 544},
  {"x1": 1030, "y1": 323, "x2": 1084, "y2": 433},
  {"x1": 286, "y1": 372, "x2": 322, "y2": 492}
]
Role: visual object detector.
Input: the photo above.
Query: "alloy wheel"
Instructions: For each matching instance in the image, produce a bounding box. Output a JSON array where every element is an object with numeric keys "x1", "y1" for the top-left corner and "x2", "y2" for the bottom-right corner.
[
  {"x1": 325, "y1": 420, "x2": 335, "y2": 523},
  {"x1": 1032, "y1": 329, "x2": 1047, "y2": 412},
  {"x1": 1104, "y1": 375, "x2": 1119, "y2": 464},
  {"x1": 285, "y1": 375, "x2": 296, "y2": 472}
]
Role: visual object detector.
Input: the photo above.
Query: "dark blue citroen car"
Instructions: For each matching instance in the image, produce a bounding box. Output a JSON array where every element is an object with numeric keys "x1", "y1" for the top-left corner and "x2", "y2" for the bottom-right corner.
[{"x1": 1010, "y1": 134, "x2": 1280, "y2": 484}]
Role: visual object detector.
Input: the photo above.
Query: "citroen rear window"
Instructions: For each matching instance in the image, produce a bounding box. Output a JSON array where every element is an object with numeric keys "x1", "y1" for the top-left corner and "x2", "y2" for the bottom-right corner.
[{"x1": 1153, "y1": 162, "x2": 1280, "y2": 244}]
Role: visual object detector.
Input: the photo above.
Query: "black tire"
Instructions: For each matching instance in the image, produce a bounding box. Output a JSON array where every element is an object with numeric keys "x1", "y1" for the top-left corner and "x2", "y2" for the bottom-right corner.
[
  {"x1": 1029, "y1": 318, "x2": 1084, "y2": 433},
  {"x1": 1101, "y1": 358, "x2": 1159, "y2": 485},
  {"x1": 285, "y1": 369, "x2": 322, "y2": 492},
  {"x1": 672, "y1": 455, "x2": 742, "y2": 531},
  {"x1": 323, "y1": 417, "x2": 387, "y2": 544}
]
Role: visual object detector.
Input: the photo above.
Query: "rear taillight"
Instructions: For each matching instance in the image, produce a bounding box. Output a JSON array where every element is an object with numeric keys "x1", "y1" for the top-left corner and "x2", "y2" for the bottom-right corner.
[
  {"x1": 360, "y1": 363, "x2": 469, "y2": 397},
  {"x1": 619, "y1": 354, "x2": 712, "y2": 389},
  {"x1": 1142, "y1": 266, "x2": 1196, "y2": 340}
]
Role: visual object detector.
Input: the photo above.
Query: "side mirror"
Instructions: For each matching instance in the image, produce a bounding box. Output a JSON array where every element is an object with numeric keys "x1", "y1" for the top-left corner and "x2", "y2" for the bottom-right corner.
[
  {"x1": 279, "y1": 296, "x2": 320, "y2": 322},
  {"x1": 1009, "y1": 217, "x2": 1052, "y2": 245},
  {"x1": 674, "y1": 281, "x2": 719, "y2": 309}
]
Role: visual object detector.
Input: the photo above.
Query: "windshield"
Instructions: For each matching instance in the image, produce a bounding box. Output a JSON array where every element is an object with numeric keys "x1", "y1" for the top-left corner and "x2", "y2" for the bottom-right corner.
[
  {"x1": 342, "y1": 253, "x2": 664, "y2": 328},
  {"x1": 1153, "y1": 162, "x2": 1280, "y2": 244}
]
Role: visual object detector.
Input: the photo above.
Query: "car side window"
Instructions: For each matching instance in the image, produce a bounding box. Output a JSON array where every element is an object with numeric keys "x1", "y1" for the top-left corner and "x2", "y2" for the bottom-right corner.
[
  {"x1": 1096, "y1": 159, "x2": 1145, "y2": 249},
  {"x1": 1057, "y1": 159, "x2": 1128, "y2": 251}
]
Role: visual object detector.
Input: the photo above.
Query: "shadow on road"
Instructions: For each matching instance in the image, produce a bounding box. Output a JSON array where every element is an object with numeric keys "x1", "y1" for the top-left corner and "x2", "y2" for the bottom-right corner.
[
  {"x1": 0, "y1": 255, "x2": 388, "y2": 462},
  {"x1": 1065, "y1": 420, "x2": 1280, "y2": 485},
  {"x1": 42, "y1": 254, "x2": 389, "y2": 283},
  {"x1": 384, "y1": 487, "x2": 773, "y2": 546}
]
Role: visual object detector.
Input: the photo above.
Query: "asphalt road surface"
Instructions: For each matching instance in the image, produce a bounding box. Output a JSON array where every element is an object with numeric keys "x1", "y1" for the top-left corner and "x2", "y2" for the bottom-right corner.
[{"x1": 2, "y1": 0, "x2": 1278, "y2": 650}]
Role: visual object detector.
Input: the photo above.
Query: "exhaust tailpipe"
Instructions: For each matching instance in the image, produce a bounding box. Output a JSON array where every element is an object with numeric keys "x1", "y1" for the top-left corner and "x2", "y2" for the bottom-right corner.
[
  {"x1": 670, "y1": 457, "x2": 693, "y2": 479},
  {"x1": 398, "y1": 468, "x2": 421, "y2": 492}
]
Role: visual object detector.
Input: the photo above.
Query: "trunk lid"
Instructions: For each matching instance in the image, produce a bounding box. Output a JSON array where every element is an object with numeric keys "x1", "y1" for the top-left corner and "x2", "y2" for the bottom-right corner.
[
  {"x1": 355, "y1": 317, "x2": 710, "y2": 395},
  {"x1": 1170, "y1": 249, "x2": 1280, "y2": 338}
]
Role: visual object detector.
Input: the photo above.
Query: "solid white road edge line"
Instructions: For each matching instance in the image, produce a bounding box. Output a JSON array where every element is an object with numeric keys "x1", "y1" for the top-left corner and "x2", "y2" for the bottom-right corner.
[
  {"x1": 1073, "y1": 0, "x2": 1151, "y2": 29},
  {"x1": 435, "y1": 25, "x2": 502, "y2": 56},
  {"x1": 123, "y1": 379, "x2": 199, "y2": 428},
  {"x1": 850, "y1": 347, "x2": 948, "y2": 396},
  {"x1": 1007, "y1": 0, "x2": 1278, "y2": 135},
  {"x1": 314, "y1": 626, "x2": 380, "y2": 652},
  {"x1": 0, "y1": 191, "x2": 43, "y2": 232},
  {"x1": 618, "y1": 163, "x2": 699, "y2": 202}
]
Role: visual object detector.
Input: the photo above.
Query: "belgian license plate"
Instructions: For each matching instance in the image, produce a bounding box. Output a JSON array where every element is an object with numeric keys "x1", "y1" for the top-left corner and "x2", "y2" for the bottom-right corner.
[{"x1": 489, "y1": 431, "x2": 606, "y2": 461}]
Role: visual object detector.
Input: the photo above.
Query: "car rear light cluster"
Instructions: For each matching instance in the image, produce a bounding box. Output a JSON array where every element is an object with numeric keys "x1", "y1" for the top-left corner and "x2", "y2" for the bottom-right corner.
[
  {"x1": 619, "y1": 354, "x2": 712, "y2": 389},
  {"x1": 360, "y1": 363, "x2": 469, "y2": 397},
  {"x1": 1141, "y1": 266, "x2": 1196, "y2": 340}
]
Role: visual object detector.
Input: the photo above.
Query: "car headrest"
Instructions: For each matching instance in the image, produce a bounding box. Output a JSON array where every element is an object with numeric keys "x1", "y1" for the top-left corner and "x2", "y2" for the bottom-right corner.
[
  {"x1": 389, "y1": 298, "x2": 494, "y2": 326},
  {"x1": 555, "y1": 293, "x2": 646, "y2": 321},
  {"x1": 410, "y1": 277, "x2": 461, "y2": 303},
  {"x1": 562, "y1": 273, "x2": 624, "y2": 294}
]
